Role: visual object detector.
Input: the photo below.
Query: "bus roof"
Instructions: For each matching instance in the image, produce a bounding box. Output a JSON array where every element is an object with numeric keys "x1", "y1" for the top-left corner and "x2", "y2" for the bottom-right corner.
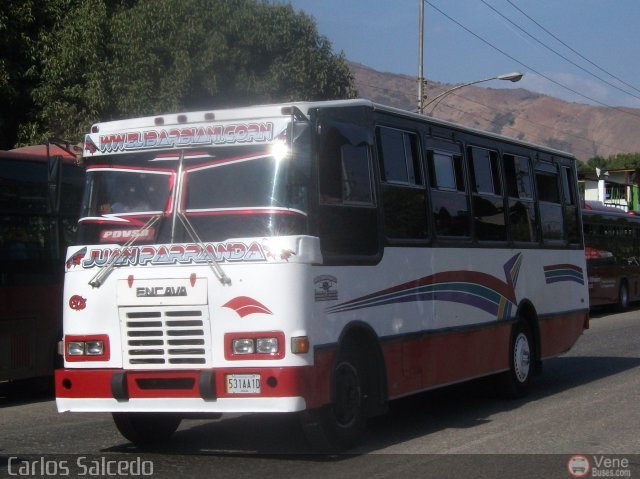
[
  {"x1": 2, "y1": 144, "x2": 78, "y2": 163},
  {"x1": 87, "y1": 99, "x2": 576, "y2": 160}
]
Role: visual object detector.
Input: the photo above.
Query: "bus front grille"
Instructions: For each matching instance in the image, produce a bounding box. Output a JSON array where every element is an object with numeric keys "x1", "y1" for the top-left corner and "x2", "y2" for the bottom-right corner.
[{"x1": 119, "y1": 306, "x2": 211, "y2": 368}]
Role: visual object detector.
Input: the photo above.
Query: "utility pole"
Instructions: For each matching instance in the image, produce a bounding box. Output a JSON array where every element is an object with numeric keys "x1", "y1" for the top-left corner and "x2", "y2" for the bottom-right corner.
[{"x1": 418, "y1": 0, "x2": 425, "y2": 114}]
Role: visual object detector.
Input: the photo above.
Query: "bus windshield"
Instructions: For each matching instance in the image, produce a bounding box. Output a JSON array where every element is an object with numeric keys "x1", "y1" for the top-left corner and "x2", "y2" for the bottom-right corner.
[{"x1": 78, "y1": 128, "x2": 311, "y2": 245}]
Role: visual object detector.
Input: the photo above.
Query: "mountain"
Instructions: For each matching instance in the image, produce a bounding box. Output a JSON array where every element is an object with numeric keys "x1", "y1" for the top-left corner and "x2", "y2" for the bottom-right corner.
[{"x1": 350, "y1": 62, "x2": 640, "y2": 161}]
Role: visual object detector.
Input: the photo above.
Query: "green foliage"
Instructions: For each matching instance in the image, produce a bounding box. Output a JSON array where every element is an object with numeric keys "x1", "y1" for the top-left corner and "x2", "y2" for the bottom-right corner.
[
  {"x1": 0, "y1": 0, "x2": 355, "y2": 148},
  {"x1": 579, "y1": 153, "x2": 640, "y2": 175},
  {"x1": 0, "y1": 0, "x2": 46, "y2": 148}
]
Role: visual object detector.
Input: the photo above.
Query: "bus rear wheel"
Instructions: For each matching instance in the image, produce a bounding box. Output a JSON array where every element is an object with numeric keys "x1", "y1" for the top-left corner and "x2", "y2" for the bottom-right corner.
[
  {"x1": 617, "y1": 281, "x2": 629, "y2": 311},
  {"x1": 498, "y1": 320, "x2": 534, "y2": 399},
  {"x1": 112, "y1": 413, "x2": 181, "y2": 446},
  {"x1": 300, "y1": 351, "x2": 367, "y2": 452}
]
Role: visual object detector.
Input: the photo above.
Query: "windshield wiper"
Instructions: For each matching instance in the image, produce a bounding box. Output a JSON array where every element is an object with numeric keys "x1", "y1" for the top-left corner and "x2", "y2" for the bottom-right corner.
[
  {"x1": 88, "y1": 214, "x2": 162, "y2": 288},
  {"x1": 170, "y1": 150, "x2": 231, "y2": 286},
  {"x1": 88, "y1": 150, "x2": 232, "y2": 287},
  {"x1": 177, "y1": 212, "x2": 232, "y2": 285}
]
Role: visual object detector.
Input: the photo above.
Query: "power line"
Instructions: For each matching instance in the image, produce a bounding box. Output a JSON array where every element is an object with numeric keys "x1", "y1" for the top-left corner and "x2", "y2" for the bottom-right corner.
[
  {"x1": 354, "y1": 72, "x2": 635, "y2": 159},
  {"x1": 505, "y1": 0, "x2": 640, "y2": 97},
  {"x1": 480, "y1": 0, "x2": 640, "y2": 104},
  {"x1": 433, "y1": 92, "x2": 602, "y2": 159},
  {"x1": 423, "y1": 0, "x2": 640, "y2": 123}
]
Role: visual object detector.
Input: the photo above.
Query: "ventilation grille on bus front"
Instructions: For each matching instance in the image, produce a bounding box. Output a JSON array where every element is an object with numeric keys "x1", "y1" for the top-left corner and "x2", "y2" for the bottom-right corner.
[{"x1": 120, "y1": 306, "x2": 211, "y2": 368}]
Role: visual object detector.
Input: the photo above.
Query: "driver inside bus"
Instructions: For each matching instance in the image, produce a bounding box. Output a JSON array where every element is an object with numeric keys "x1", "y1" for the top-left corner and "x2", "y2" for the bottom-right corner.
[{"x1": 100, "y1": 181, "x2": 150, "y2": 214}]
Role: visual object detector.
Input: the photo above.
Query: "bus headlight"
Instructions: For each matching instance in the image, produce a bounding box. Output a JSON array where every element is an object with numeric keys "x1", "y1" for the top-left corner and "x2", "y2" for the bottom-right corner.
[
  {"x1": 256, "y1": 337, "x2": 279, "y2": 354},
  {"x1": 232, "y1": 338, "x2": 255, "y2": 355},
  {"x1": 85, "y1": 340, "x2": 105, "y2": 356},
  {"x1": 64, "y1": 335, "x2": 110, "y2": 361},
  {"x1": 225, "y1": 332, "x2": 285, "y2": 360},
  {"x1": 67, "y1": 341, "x2": 86, "y2": 356}
]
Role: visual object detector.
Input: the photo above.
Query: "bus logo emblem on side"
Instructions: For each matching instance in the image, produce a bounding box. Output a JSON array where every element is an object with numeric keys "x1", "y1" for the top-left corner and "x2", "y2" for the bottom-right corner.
[{"x1": 314, "y1": 275, "x2": 338, "y2": 302}]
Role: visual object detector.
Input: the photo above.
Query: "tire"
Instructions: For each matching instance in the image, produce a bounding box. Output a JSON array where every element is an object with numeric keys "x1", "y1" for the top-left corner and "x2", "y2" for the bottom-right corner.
[
  {"x1": 617, "y1": 281, "x2": 629, "y2": 312},
  {"x1": 301, "y1": 351, "x2": 368, "y2": 452},
  {"x1": 498, "y1": 320, "x2": 534, "y2": 399},
  {"x1": 112, "y1": 413, "x2": 181, "y2": 446}
]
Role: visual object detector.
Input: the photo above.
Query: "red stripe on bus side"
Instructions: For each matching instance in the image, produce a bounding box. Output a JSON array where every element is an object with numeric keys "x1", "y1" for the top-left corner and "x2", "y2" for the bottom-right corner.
[
  {"x1": 381, "y1": 323, "x2": 512, "y2": 400},
  {"x1": 538, "y1": 310, "x2": 588, "y2": 359}
]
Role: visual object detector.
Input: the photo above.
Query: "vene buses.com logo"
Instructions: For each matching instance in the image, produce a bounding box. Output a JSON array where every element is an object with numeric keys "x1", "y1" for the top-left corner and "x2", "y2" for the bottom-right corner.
[{"x1": 567, "y1": 455, "x2": 591, "y2": 478}]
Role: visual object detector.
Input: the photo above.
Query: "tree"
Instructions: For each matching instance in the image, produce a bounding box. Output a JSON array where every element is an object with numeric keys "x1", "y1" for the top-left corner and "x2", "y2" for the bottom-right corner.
[
  {"x1": 13, "y1": 0, "x2": 355, "y2": 146},
  {"x1": 0, "y1": 1, "x2": 51, "y2": 149},
  {"x1": 580, "y1": 153, "x2": 640, "y2": 175}
]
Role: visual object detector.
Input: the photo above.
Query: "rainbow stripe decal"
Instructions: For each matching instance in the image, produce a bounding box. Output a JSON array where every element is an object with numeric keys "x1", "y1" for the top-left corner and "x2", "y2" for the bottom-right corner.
[
  {"x1": 543, "y1": 263, "x2": 584, "y2": 285},
  {"x1": 326, "y1": 254, "x2": 523, "y2": 321}
]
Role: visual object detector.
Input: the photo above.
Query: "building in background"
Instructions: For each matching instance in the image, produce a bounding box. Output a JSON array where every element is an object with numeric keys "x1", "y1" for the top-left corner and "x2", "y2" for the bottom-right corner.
[{"x1": 581, "y1": 168, "x2": 639, "y2": 213}]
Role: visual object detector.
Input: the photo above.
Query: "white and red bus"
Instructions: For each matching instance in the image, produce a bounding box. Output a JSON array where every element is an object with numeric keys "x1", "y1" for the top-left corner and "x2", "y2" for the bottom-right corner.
[
  {"x1": 1, "y1": 143, "x2": 84, "y2": 384},
  {"x1": 56, "y1": 100, "x2": 588, "y2": 450}
]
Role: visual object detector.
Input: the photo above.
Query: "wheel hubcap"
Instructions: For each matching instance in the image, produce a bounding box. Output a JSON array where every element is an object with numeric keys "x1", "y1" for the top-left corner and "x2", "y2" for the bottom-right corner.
[{"x1": 513, "y1": 333, "x2": 531, "y2": 383}]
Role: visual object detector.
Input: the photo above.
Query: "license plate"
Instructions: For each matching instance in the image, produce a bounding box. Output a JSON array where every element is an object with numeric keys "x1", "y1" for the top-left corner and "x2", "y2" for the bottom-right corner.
[{"x1": 226, "y1": 374, "x2": 261, "y2": 394}]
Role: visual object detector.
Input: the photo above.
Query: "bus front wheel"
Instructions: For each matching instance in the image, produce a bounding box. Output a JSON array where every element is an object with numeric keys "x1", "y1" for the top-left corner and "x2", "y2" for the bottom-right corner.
[
  {"x1": 300, "y1": 350, "x2": 367, "y2": 452},
  {"x1": 112, "y1": 413, "x2": 181, "y2": 446}
]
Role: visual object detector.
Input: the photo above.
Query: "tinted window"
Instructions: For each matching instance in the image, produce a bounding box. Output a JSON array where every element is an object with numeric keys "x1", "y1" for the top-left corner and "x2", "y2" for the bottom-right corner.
[
  {"x1": 342, "y1": 145, "x2": 373, "y2": 204},
  {"x1": 468, "y1": 146, "x2": 501, "y2": 195},
  {"x1": 0, "y1": 215, "x2": 57, "y2": 261},
  {"x1": 428, "y1": 150, "x2": 470, "y2": 237},
  {"x1": 504, "y1": 155, "x2": 538, "y2": 242},
  {"x1": 468, "y1": 146, "x2": 505, "y2": 241},
  {"x1": 536, "y1": 170, "x2": 564, "y2": 242},
  {"x1": 378, "y1": 127, "x2": 426, "y2": 240},
  {"x1": 562, "y1": 165, "x2": 580, "y2": 244},
  {"x1": 0, "y1": 160, "x2": 48, "y2": 213},
  {"x1": 432, "y1": 153, "x2": 456, "y2": 190},
  {"x1": 316, "y1": 114, "x2": 379, "y2": 260},
  {"x1": 536, "y1": 172, "x2": 560, "y2": 203},
  {"x1": 504, "y1": 154, "x2": 533, "y2": 199},
  {"x1": 319, "y1": 126, "x2": 373, "y2": 206},
  {"x1": 430, "y1": 152, "x2": 465, "y2": 192},
  {"x1": 378, "y1": 127, "x2": 421, "y2": 185}
]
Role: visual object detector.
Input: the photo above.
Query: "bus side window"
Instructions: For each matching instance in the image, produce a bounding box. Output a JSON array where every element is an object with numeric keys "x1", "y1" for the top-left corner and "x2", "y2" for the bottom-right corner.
[
  {"x1": 377, "y1": 126, "x2": 427, "y2": 240},
  {"x1": 561, "y1": 165, "x2": 580, "y2": 245},
  {"x1": 319, "y1": 128, "x2": 373, "y2": 206},
  {"x1": 467, "y1": 146, "x2": 506, "y2": 242},
  {"x1": 504, "y1": 154, "x2": 538, "y2": 243},
  {"x1": 428, "y1": 150, "x2": 471, "y2": 238},
  {"x1": 341, "y1": 144, "x2": 374, "y2": 204},
  {"x1": 317, "y1": 118, "x2": 379, "y2": 260},
  {"x1": 535, "y1": 168, "x2": 564, "y2": 243}
]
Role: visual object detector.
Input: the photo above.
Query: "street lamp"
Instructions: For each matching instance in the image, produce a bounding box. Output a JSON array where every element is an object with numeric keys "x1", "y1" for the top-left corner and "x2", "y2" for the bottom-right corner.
[{"x1": 422, "y1": 72, "x2": 524, "y2": 114}]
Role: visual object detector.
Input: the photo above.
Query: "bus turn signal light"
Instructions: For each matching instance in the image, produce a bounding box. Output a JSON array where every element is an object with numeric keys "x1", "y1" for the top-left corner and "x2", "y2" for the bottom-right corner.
[{"x1": 291, "y1": 336, "x2": 309, "y2": 354}]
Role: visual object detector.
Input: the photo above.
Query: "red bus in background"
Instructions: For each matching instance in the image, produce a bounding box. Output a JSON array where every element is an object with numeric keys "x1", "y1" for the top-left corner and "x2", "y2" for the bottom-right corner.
[
  {"x1": 0, "y1": 142, "x2": 84, "y2": 384},
  {"x1": 583, "y1": 201, "x2": 640, "y2": 310}
]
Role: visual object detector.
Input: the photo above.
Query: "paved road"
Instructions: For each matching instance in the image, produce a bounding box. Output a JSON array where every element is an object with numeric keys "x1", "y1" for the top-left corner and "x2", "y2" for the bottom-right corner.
[{"x1": 1, "y1": 309, "x2": 639, "y2": 478}]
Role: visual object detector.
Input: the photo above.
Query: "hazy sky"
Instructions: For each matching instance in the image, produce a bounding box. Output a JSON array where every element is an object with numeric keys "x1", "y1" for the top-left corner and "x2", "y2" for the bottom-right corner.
[{"x1": 286, "y1": 0, "x2": 640, "y2": 108}]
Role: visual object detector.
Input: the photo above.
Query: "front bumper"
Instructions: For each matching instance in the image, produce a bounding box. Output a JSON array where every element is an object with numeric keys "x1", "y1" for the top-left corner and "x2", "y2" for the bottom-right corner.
[{"x1": 55, "y1": 367, "x2": 311, "y2": 413}]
